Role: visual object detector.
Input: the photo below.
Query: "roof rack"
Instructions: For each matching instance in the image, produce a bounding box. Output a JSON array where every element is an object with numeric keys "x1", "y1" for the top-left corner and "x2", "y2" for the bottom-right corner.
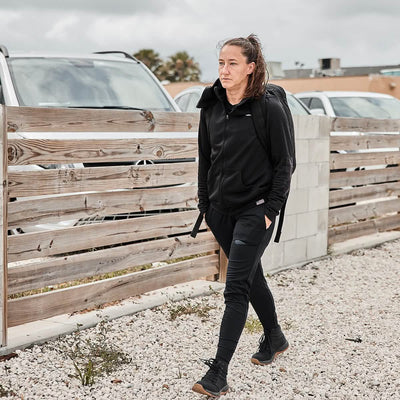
[
  {"x1": 93, "y1": 51, "x2": 139, "y2": 63},
  {"x1": 0, "y1": 45, "x2": 9, "y2": 57}
]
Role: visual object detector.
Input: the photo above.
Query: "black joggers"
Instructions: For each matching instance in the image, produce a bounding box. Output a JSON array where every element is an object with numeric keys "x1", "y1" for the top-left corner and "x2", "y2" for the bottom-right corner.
[{"x1": 205, "y1": 203, "x2": 279, "y2": 364}]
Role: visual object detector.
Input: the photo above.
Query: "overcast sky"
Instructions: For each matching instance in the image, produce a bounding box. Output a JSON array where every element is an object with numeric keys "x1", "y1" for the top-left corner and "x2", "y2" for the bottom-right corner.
[{"x1": 1, "y1": 0, "x2": 399, "y2": 81}]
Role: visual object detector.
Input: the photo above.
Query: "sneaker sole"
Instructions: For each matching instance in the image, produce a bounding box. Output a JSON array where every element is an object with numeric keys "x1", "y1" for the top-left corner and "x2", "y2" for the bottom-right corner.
[
  {"x1": 251, "y1": 344, "x2": 289, "y2": 366},
  {"x1": 192, "y1": 383, "x2": 229, "y2": 397}
]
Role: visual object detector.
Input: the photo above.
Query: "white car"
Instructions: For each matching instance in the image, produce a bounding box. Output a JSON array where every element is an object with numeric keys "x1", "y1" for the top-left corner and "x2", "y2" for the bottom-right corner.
[
  {"x1": 175, "y1": 85, "x2": 314, "y2": 116},
  {"x1": 294, "y1": 90, "x2": 400, "y2": 119},
  {"x1": 0, "y1": 46, "x2": 183, "y2": 232}
]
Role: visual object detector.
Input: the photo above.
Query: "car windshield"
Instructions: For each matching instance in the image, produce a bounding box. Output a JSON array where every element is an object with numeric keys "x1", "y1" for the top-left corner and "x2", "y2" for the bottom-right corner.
[
  {"x1": 286, "y1": 93, "x2": 309, "y2": 115},
  {"x1": 330, "y1": 96, "x2": 400, "y2": 119},
  {"x1": 7, "y1": 57, "x2": 175, "y2": 111}
]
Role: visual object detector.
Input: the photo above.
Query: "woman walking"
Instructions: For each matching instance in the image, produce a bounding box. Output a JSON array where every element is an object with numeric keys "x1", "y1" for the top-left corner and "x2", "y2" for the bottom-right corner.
[{"x1": 190, "y1": 34, "x2": 296, "y2": 397}]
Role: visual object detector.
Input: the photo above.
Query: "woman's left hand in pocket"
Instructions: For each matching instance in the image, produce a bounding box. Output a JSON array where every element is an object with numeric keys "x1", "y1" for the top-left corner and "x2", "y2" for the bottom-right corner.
[{"x1": 265, "y1": 215, "x2": 272, "y2": 229}]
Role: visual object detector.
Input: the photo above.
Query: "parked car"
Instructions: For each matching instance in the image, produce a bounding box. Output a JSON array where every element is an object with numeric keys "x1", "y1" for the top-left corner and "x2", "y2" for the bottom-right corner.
[
  {"x1": 0, "y1": 46, "x2": 185, "y2": 232},
  {"x1": 295, "y1": 90, "x2": 400, "y2": 176},
  {"x1": 174, "y1": 85, "x2": 314, "y2": 116},
  {"x1": 294, "y1": 91, "x2": 400, "y2": 119}
]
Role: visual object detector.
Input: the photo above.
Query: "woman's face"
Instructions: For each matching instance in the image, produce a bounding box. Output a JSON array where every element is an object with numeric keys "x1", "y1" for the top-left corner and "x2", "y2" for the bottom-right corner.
[{"x1": 218, "y1": 45, "x2": 255, "y2": 92}]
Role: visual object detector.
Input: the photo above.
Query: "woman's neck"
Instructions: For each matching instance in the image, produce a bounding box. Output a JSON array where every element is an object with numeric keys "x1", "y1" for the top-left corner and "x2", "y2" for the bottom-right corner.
[{"x1": 225, "y1": 86, "x2": 246, "y2": 105}]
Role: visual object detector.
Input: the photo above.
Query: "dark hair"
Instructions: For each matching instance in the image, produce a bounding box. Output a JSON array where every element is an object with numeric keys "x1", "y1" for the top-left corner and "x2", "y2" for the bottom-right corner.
[{"x1": 220, "y1": 34, "x2": 268, "y2": 98}]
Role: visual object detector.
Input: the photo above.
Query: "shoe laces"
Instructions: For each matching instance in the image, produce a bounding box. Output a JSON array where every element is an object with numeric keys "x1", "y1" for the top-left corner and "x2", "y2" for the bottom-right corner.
[
  {"x1": 201, "y1": 358, "x2": 225, "y2": 382},
  {"x1": 258, "y1": 333, "x2": 272, "y2": 352}
]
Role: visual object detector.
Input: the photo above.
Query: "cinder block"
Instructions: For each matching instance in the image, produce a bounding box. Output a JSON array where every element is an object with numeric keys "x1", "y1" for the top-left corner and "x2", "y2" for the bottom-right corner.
[
  {"x1": 296, "y1": 211, "x2": 319, "y2": 238},
  {"x1": 308, "y1": 186, "x2": 330, "y2": 211},
  {"x1": 279, "y1": 214, "x2": 297, "y2": 241},
  {"x1": 283, "y1": 237, "x2": 307, "y2": 266},
  {"x1": 297, "y1": 164, "x2": 319, "y2": 188},
  {"x1": 307, "y1": 232, "x2": 328, "y2": 259},
  {"x1": 285, "y1": 188, "x2": 309, "y2": 215},
  {"x1": 295, "y1": 139, "x2": 309, "y2": 164},
  {"x1": 317, "y1": 115, "x2": 332, "y2": 139},
  {"x1": 318, "y1": 162, "x2": 330, "y2": 186},
  {"x1": 308, "y1": 139, "x2": 330, "y2": 163},
  {"x1": 293, "y1": 115, "x2": 320, "y2": 139},
  {"x1": 317, "y1": 209, "x2": 329, "y2": 233},
  {"x1": 262, "y1": 242, "x2": 284, "y2": 273}
]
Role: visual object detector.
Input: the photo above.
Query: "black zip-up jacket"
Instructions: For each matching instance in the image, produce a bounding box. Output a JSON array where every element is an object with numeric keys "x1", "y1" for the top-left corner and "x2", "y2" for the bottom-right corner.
[{"x1": 192, "y1": 79, "x2": 295, "y2": 241}]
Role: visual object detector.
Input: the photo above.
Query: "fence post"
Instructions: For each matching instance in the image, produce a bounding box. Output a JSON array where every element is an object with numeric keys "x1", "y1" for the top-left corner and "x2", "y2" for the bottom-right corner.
[
  {"x1": 0, "y1": 105, "x2": 8, "y2": 346},
  {"x1": 218, "y1": 247, "x2": 228, "y2": 283}
]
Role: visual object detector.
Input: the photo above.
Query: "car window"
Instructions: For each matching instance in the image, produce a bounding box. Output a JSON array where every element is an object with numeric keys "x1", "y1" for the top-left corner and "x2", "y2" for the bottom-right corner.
[
  {"x1": 286, "y1": 93, "x2": 309, "y2": 115},
  {"x1": 298, "y1": 97, "x2": 311, "y2": 108},
  {"x1": 185, "y1": 92, "x2": 201, "y2": 113},
  {"x1": 7, "y1": 57, "x2": 175, "y2": 111},
  {"x1": 330, "y1": 97, "x2": 400, "y2": 119},
  {"x1": 175, "y1": 93, "x2": 190, "y2": 112},
  {"x1": 309, "y1": 97, "x2": 325, "y2": 112}
]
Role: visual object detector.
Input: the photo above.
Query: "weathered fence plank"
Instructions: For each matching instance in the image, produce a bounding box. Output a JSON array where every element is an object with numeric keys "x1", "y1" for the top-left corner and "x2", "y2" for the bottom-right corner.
[
  {"x1": 8, "y1": 186, "x2": 198, "y2": 228},
  {"x1": 0, "y1": 106, "x2": 7, "y2": 346},
  {"x1": 330, "y1": 151, "x2": 400, "y2": 169},
  {"x1": 8, "y1": 231, "x2": 216, "y2": 295},
  {"x1": 8, "y1": 254, "x2": 219, "y2": 327},
  {"x1": 7, "y1": 107, "x2": 199, "y2": 133},
  {"x1": 329, "y1": 181, "x2": 400, "y2": 207},
  {"x1": 8, "y1": 138, "x2": 198, "y2": 165},
  {"x1": 329, "y1": 198, "x2": 400, "y2": 225},
  {"x1": 8, "y1": 162, "x2": 197, "y2": 197},
  {"x1": 329, "y1": 166, "x2": 400, "y2": 188},
  {"x1": 8, "y1": 209, "x2": 199, "y2": 262},
  {"x1": 331, "y1": 117, "x2": 400, "y2": 132},
  {"x1": 330, "y1": 134, "x2": 400, "y2": 151},
  {"x1": 328, "y1": 214, "x2": 400, "y2": 244}
]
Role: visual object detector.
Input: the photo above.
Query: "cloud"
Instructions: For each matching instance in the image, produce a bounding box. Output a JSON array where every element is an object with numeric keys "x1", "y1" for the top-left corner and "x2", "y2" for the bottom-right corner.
[
  {"x1": 0, "y1": 0, "x2": 171, "y2": 15},
  {"x1": 0, "y1": 0, "x2": 399, "y2": 81}
]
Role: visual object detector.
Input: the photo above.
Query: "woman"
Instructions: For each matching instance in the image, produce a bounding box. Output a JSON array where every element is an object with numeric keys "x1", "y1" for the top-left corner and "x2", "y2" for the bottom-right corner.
[{"x1": 191, "y1": 34, "x2": 296, "y2": 397}]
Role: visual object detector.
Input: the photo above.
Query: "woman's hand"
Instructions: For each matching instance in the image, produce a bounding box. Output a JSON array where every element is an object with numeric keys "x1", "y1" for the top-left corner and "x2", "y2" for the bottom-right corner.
[{"x1": 265, "y1": 215, "x2": 272, "y2": 229}]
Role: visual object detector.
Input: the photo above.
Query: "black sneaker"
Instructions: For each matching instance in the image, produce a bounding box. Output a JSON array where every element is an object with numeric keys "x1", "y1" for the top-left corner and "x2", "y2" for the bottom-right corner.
[
  {"x1": 192, "y1": 358, "x2": 229, "y2": 398},
  {"x1": 251, "y1": 325, "x2": 289, "y2": 365}
]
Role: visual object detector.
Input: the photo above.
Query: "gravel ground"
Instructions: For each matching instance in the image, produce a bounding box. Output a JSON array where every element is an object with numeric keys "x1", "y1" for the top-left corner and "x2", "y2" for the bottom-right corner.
[{"x1": 1, "y1": 239, "x2": 400, "y2": 399}]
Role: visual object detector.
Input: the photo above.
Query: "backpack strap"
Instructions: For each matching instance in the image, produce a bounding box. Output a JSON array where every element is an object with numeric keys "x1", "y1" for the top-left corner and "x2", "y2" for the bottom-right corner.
[{"x1": 250, "y1": 87, "x2": 293, "y2": 243}]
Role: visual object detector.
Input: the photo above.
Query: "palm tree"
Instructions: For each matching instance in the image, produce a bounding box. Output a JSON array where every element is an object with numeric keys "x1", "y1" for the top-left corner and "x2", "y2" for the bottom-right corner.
[
  {"x1": 158, "y1": 51, "x2": 201, "y2": 83},
  {"x1": 133, "y1": 49, "x2": 163, "y2": 76}
]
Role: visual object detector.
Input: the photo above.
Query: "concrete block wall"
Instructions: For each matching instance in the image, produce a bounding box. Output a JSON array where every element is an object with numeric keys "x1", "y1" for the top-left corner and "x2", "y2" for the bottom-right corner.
[{"x1": 262, "y1": 115, "x2": 331, "y2": 273}]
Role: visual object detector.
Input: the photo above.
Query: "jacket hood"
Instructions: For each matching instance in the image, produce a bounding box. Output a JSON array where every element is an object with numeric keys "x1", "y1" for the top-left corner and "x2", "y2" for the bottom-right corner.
[{"x1": 196, "y1": 79, "x2": 226, "y2": 109}]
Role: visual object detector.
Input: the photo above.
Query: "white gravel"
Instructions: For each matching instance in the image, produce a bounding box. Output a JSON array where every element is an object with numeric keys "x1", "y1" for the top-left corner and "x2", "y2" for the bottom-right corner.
[{"x1": 1, "y1": 239, "x2": 400, "y2": 399}]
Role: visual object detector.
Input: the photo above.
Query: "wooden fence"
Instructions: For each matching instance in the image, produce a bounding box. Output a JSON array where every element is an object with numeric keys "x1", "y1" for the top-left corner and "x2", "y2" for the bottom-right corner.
[
  {"x1": 329, "y1": 117, "x2": 400, "y2": 245},
  {"x1": 0, "y1": 106, "x2": 224, "y2": 347}
]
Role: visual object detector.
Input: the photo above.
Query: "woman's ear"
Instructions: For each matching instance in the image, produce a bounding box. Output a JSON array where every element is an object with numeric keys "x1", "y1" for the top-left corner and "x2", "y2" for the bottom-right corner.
[{"x1": 247, "y1": 62, "x2": 255, "y2": 75}]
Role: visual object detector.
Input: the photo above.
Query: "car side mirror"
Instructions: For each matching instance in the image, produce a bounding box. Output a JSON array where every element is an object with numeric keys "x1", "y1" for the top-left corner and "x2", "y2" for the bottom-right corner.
[{"x1": 310, "y1": 108, "x2": 326, "y2": 115}]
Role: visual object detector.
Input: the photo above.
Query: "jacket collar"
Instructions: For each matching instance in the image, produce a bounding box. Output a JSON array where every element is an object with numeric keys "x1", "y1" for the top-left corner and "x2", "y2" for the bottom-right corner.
[{"x1": 196, "y1": 79, "x2": 226, "y2": 109}]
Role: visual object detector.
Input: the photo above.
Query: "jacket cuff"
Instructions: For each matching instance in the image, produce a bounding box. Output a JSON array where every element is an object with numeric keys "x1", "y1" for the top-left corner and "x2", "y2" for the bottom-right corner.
[{"x1": 264, "y1": 207, "x2": 278, "y2": 222}]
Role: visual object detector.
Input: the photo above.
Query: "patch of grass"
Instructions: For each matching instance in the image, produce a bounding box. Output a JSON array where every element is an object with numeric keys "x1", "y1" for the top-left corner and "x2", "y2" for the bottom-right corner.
[
  {"x1": 245, "y1": 316, "x2": 263, "y2": 334},
  {"x1": 167, "y1": 299, "x2": 216, "y2": 321},
  {"x1": 53, "y1": 319, "x2": 132, "y2": 386}
]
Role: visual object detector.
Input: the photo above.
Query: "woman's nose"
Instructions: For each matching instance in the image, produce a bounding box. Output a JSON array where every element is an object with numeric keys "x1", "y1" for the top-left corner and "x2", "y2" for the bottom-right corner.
[{"x1": 220, "y1": 64, "x2": 229, "y2": 74}]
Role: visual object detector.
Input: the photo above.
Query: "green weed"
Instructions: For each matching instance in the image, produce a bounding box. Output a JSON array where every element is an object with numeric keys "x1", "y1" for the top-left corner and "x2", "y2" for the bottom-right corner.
[
  {"x1": 245, "y1": 316, "x2": 263, "y2": 334},
  {"x1": 53, "y1": 319, "x2": 131, "y2": 386}
]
